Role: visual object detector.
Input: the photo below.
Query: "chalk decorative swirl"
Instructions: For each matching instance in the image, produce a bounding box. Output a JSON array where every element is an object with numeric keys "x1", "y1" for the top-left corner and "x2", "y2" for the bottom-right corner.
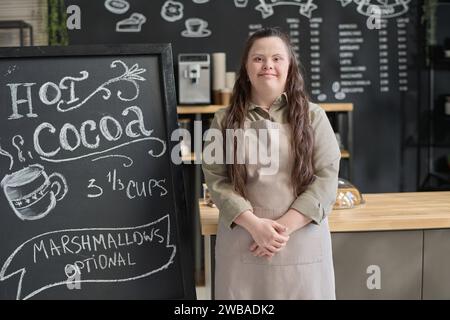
[{"x1": 57, "y1": 60, "x2": 146, "y2": 112}]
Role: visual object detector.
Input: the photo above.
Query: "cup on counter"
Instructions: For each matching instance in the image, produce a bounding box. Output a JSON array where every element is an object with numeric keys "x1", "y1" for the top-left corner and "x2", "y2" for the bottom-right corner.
[
  {"x1": 213, "y1": 90, "x2": 222, "y2": 105},
  {"x1": 220, "y1": 88, "x2": 232, "y2": 106}
]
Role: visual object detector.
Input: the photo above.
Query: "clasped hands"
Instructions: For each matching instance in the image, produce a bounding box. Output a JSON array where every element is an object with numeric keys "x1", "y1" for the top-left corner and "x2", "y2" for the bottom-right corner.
[
  {"x1": 248, "y1": 217, "x2": 290, "y2": 259},
  {"x1": 236, "y1": 208, "x2": 312, "y2": 260}
]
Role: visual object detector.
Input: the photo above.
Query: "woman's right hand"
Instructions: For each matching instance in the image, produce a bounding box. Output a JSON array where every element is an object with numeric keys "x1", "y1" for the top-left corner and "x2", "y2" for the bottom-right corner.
[
  {"x1": 235, "y1": 210, "x2": 289, "y2": 253},
  {"x1": 248, "y1": 218, "x2": 289, "y2": 253}
]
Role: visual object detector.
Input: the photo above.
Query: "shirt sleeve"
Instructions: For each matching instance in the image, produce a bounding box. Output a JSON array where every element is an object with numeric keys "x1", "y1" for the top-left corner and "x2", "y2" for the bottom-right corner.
[
  {"x1": 290, "y1": 106, "x2": 341, "y2": 225},
  {"x1": 201, "y1": 109, "x2": 253, "y2": 230}
]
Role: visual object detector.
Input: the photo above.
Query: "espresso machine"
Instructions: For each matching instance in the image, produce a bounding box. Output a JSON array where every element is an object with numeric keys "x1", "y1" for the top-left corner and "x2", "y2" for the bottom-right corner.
[{"x1": 178, "y1": 53, "x2": 211, "y2": 104}]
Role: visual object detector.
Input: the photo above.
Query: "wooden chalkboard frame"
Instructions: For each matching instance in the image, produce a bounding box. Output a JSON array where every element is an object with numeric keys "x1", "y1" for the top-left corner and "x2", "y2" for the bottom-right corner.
[{"x1": 0, "y1": 44, "x2": 196, "y2": 300}]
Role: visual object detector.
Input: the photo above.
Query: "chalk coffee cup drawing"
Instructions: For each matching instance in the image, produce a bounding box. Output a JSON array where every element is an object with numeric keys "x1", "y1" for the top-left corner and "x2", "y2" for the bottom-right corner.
[
  {"x1": 234, "y1": 0, "x2": 249, "y2": 7},
  {"x1": 181, "y1": 18, "x2": 211, "y2": 37},
  {"x1": 1, "y1": 164, "x2": 68, "y2": 221}
]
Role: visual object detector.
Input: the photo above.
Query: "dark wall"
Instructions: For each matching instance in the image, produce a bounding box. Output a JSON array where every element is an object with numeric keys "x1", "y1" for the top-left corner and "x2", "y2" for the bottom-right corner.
[
  {"x1": 66, "y1": 0, "x2": 422, "y2": 193},
  {"x1": 417, "y1": 2, "x2": 450, "y2": 190}
]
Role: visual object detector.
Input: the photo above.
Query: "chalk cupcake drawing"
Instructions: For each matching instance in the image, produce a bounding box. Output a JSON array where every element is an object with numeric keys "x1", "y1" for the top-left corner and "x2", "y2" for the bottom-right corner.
[
  {"x1": 1, "y1": 164, "x2": 68, "y2": 221},
  {"x1": 161, "y1": 0, "x2": 184, "y2": 22},
  {"x1": 337, "y1": 0, "x2": 411, "y2": 18}
]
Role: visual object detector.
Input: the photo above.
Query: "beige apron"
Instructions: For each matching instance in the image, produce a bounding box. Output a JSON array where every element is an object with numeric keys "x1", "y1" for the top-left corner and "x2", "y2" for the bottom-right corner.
[{"x1": 215, "y1": 119, "x2": 336, "y2": 300}]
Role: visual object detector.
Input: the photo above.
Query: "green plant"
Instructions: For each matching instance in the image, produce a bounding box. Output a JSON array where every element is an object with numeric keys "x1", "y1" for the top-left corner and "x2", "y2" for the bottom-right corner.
[{"x1": 48, "y1": 0, "x2": 69, "y2": 46}]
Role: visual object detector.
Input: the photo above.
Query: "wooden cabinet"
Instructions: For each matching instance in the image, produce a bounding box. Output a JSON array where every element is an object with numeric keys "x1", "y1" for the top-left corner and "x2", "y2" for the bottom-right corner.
[
  {"x1": 332, "y1": 231, "x2": 423, "y2": 299},
  {"x1": 423, "y1": 229, "x2": 450, "y2": 299}
]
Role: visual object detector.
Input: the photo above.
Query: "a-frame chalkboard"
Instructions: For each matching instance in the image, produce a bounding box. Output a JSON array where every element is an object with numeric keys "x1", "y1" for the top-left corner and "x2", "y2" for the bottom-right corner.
[{"x1": 0, "y1": 44, "x2": 196, "y2": 300}]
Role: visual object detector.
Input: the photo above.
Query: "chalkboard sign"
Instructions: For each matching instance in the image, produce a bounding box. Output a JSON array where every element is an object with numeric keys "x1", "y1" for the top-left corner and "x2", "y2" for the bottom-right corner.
[
  {"x1": 0, "y1": 44, "x2": 196, "y2": 300},
  {"x1": 66, "y1": 0, "x2": 421, "y2": 193}
]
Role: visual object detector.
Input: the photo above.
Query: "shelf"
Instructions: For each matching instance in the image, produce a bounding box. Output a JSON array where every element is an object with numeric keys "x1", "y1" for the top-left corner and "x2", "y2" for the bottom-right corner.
[
  {"x1": 182, "y1": 153, "x2": 198, "y2": 162},
  {"x1": 178, "y1": 105, "x2": 224, "y2": 114},
  {"x1": 0, "y1": 20, "x2": 33, "y2": 29},
  {"x1": 341, "y1": 150, "x2": 350, "y2": 158},
  {"x1": 179, "y1": 102, "x2": 354, "y2": 179},
  {"x1": 177, "y1": 103, "x2": 353, "y2": 114},
  {"x1": 320, "y1": 103, "x2": 353, "y2": 112},
  {"x1": 404, "y1": 137, "x2": 450, "y2": 149},
  {"x1": 182, "y1": 151, "x2": 349, "y2": 163},
  {"x1": 405, "y1": 141, "x2": 450, "y2": 148}
]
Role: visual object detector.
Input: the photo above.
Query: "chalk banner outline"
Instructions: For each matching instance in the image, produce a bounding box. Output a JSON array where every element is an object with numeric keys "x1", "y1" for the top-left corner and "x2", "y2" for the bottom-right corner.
[
  {"x1": 338, "y1": 0, "x2": 411, "y2": 18},
  {"x1": 0, "y1": 215, "x2": 176, "y2": 300},
  {"x1": 256, "y1": 0, "x2": 318, "y2": 19}
]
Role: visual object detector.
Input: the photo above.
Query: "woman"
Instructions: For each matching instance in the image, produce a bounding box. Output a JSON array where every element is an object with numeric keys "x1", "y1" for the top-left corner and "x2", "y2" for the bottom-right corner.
[{"x1": 202, "y1": 28, "x2": 340, "y2": 299}]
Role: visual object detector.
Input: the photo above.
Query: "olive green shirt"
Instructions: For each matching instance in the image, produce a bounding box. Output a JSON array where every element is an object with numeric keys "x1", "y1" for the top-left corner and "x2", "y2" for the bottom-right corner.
[{"x1": 202, "y1": 94, "x2": 341, "y2": 229}]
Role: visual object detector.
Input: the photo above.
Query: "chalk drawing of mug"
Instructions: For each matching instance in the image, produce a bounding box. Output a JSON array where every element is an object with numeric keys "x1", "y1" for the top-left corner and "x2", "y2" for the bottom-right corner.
[{"x1": 1, "y1": 164, "x2": 68, "y2": 221}]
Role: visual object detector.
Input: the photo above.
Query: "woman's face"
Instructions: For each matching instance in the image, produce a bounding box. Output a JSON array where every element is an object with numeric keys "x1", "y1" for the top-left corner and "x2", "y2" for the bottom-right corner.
[{"x1": 246, "y1": 36, "x2": 290, "y2": 96}]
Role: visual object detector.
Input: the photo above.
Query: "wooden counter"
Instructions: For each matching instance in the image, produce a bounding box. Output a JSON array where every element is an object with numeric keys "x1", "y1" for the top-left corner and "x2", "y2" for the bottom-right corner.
[
  {"x1": 200, "y1": 191, "x2": 450, "y2": 235},
  {"x1": 178, "y1": 103, "x2": 353, "y2": 115}
]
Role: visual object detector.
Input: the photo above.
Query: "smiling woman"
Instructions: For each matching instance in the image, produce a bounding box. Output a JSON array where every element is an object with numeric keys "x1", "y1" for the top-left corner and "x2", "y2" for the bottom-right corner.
[{"x1": 202, "y1": 27, "x2": 341, "y2": 300}]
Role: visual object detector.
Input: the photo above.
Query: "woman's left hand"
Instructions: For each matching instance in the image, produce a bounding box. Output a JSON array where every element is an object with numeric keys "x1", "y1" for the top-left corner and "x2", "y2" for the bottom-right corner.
[
  {"x1": 249, "y1": 242, "x2": 277, "y2": 258},
  {"x1": 249, "y1": 225, "x2": 289, "y2": 258},
  {"x1": 249, "y1": 208, "x2": 312, "y2": 258}
]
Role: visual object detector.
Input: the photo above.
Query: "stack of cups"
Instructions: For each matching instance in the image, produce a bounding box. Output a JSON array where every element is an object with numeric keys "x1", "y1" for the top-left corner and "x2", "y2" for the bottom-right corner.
[{"x1": 212, "y1": 52, "x2": 226, "y2": 105}]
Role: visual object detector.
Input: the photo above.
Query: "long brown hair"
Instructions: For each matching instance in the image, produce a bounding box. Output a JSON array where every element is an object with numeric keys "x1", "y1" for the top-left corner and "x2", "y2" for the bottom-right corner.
[{"x1": 223, "y1": 27, "x2": 315, "y2": 198}]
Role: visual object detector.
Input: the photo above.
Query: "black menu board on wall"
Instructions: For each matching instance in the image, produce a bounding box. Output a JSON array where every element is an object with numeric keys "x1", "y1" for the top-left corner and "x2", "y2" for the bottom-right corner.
[
  {"x1": 67, "y1": 0, "x2": 420, "y2": 192},
  {"x1": 0, "y1": 44, "x2": 195, "y2": 300}
]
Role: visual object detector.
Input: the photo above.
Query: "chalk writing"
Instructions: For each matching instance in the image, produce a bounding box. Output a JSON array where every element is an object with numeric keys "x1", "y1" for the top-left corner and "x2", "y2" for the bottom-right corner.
[
  {"x1": 86, "y1": 169, "x2": 168, "y2": 200},
  {"x1": 0, "y1": 215, "x2": 176, "y2": 300},
  {"x1": 6, "y1": 60, "x2": 145, "y2": 117}
]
